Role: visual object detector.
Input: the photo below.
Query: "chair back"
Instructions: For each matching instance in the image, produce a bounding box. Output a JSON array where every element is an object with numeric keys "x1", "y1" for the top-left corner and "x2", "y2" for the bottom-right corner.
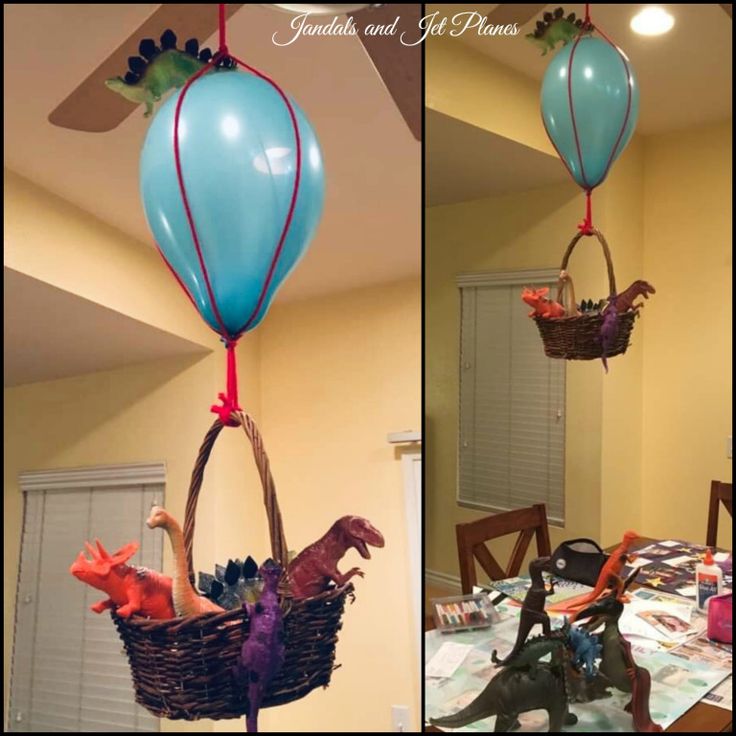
[
  {"x1": 706, "y1": 480, "x2": 733, "y2": 548},
  {"x1": 456, "y1": 503, "x2": 551, "y2": 594}
]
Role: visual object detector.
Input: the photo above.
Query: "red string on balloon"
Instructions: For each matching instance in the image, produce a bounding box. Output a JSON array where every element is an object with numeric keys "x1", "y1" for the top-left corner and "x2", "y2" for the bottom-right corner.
[
  {"x1": 218, "y1": 3, "x2": 228, "y2": 55},
  {"x1": 165, "y1": 3, "x2": 302, "y2": 426},
  {"x1": 228, "y1": 51, "x2": 303, "y2": 337}
]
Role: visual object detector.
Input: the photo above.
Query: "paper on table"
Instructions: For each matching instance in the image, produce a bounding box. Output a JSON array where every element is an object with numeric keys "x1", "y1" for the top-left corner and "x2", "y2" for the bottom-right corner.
[
  {"x1": 619, "y1": 599, "x2": 700, "y2": 645},
  {"x1": 627, "y1": 556, "x2": 654, "y2": 569},
  {"x1": 703, "y1": 675, "x2": 733, "y2": 711},
  {"x1": 713, "y1": 552, "x2": 730, "y2": 563},
  {"x1": 426, "y1": 642, "x2": 474, "y2": 679},
  {"x1": 662, "y1": 555, "x2": 697, "y2": 568}
]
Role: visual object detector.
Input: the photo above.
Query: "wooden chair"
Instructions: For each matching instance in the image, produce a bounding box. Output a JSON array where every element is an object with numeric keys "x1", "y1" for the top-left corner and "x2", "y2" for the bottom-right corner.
[
  {"x1": 706, "y1": 480, "x2": 733, "y2": 548},
  {"x1": 456, "y1": 503, "x2": 552, "y2": 594}
]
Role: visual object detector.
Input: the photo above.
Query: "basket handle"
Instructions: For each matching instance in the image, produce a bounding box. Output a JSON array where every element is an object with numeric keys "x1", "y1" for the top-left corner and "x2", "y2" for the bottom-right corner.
[
  {"x1": 555, "y1": 228, "x2": 617, "y2": 303},
  {"x1": 183, "y1": 411, "x2": 289, "y2": 582}
]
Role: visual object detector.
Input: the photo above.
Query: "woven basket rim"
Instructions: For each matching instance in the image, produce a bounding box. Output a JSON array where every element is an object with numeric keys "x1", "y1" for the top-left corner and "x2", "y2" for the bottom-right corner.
[{"x1": 115, "y1": 582, "x2": 354, "y2": 631}]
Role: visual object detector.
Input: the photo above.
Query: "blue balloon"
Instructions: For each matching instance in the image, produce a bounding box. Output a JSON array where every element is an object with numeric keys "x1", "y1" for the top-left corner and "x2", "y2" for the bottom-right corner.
[
  {"x1": 541, "y1": 36, "x2": 639, "y2": 190},
  {"x1": 140, "y1": 70, "x2": 325, "y2": 336}
]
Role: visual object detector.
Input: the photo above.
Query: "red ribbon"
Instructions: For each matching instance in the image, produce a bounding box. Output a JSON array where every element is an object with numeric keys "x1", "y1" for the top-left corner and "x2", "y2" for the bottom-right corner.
[
  {"x1": 578, "y1": 190, "x2": 594, "y2": 235},
  {"x1": 211, "y1": 340, "x2": 241, "y2": 426}
]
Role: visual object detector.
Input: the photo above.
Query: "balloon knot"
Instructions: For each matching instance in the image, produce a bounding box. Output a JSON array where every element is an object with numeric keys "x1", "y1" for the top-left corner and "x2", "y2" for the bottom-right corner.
[{"x1": 211, "y1": 392, "x2": 240, "y2": 427}]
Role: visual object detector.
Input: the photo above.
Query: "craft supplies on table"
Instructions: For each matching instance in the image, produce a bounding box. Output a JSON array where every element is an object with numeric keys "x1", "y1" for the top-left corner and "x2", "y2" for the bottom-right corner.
[
  {"x1": 622, "y1": 540, "x2": 732, "y2": 599},
  {"x1": 425, "y1": 603, "x2": 732, "y2": 730},
  {"x1": 482, "y1": 575, "x2": 594, "y2": 608},
  {"x1": 431, "y1": 593, "x2": 499, "y2": 633},
  {"x1": 708, "y1": 593, "x2": 733, "y2": 644},
  {"x1": 696, "y1": 548, "x2": 724, "y2": 611}
]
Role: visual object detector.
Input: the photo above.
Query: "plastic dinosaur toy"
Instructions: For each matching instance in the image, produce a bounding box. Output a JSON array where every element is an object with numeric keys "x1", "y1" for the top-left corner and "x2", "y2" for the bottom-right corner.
[
  {"x1": 105, "y1": 29, "x2": 236, "y2": 117},
  {"x1": 493, "y1": 631, "x2": 568, "y2": 678},
  {"x1": 199, "y1": 555, "x2": 263, "y2": 610},
  {"x1": 521, "y1": 287, "x2": 565, "y2": 319},
  {"x1": 287, "y1": 515, "x2": 385, "y2": 598},
  {"x1": 146, "y1": 506, "x2": 225, "y2": 616},
  {"x1": 599, "y1": 297, "x2": 620, "y2": 373},
  {"x1": 558, "y1": 270, "x2": 582, "y2": 316},
  {"x1": 613, "y1": 280, "x2": 656, "y2": 313},
  {"x1": 568, "y1": 622, "x2": 603, "y2": 679},
  {"x1": 429, "y1": 663, "x2": 578, "y2": 732},
  {"x1": 70, "y1": 539, "x2": 175, "y2": 619},
  {"x1": 526, "y1": 7, "x2": 589, "y2": 56},
  {"x1": 569, "y1": 530, "x2": 639, "y2": 616},
  {"x1": 576, "y1": 588, "x2": 663, "y2": 732},
  {"x1": 235, "y1": 559, "x2": 285, "y2": 733},
  {"x1": 492, "y1": 557, "x2": 555, "y2": 666}
]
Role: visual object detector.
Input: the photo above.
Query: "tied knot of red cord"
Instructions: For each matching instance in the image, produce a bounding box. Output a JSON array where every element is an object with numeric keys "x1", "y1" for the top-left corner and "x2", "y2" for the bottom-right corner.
[
  {"x1": 210, "y1": 339, "x2": 241, "y2": 426},
  {"x1": 211, "y1": 392, "x2": 240, "y2": 426}
]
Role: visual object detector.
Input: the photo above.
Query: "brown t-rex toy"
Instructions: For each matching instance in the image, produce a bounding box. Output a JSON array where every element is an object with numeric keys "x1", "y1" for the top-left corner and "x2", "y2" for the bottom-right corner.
[
  {"x1": 492, "y1": 556, "x2": 555, "y2": 666},
  {"x1": 568, "y1": 531, "x2": 639, "y2": 618},
  {"x1": 287, "y1": 516, "x2": 384, "y2": 598},
  {"x1": 613, "y1": 281, "x2": 655, "y2": 313}
]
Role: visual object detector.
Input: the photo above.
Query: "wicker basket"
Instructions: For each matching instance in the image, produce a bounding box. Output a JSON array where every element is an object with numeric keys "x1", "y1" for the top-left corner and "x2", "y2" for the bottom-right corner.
[
  {"x1": 534, "y1": 228, "x2": 637, "y2": 360},
  {"x1": 113, "y1": 412, "x2": 354, "y2": 720}
]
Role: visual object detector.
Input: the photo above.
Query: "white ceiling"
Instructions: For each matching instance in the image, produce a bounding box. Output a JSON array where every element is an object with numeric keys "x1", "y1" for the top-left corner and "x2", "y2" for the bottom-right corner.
[
  {"x1": 426, "y1": 108, "x2": 569, "y2": 206},
  {"x1": 3, "y1": 4, "x2": 420, "y2": 304},
  {"x1": 4, "y1": 268, "x2": 210, "y2": 387},
  {"x1": 428, "y1": 3, "x2": 732, "y2": 135}
]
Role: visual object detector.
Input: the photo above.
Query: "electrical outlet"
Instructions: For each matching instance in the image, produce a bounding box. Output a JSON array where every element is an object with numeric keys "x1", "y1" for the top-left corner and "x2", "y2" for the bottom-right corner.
[
  {"x1": 392, "y1": 705, "x2": 410, "y2": 732},
  {"x1": 728, "y1": 436, "x2": 732, "y2": 459}
]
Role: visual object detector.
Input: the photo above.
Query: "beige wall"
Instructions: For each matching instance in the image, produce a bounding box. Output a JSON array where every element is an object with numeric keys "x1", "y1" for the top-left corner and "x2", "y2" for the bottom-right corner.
[
  {"x1": 641, "y1": 120, "x2": 732, "y2": 547},
  {"x1": 5, "y1": 173, "x2": 420, "y2": 730},
  {"x1": 4, "y1": 169, "x2": 213, "y2": 348},
  {"x1": 426, "y1": 34, "x2": 555, "y2": 156}
]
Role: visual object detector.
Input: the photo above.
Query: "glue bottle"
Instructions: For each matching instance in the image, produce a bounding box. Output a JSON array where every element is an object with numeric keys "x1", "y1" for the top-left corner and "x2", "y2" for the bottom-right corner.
[{"x1": 695, "y1": 548, "x2": 723, "y2": 612}]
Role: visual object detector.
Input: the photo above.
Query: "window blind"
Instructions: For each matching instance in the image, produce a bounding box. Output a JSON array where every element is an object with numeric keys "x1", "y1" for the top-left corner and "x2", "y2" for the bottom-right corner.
[
  {"x1": 9, "y1": 480, "x2": 163, "y2": 732},
  {"x1": 458, "y1": 274, "x2": 566, "y2": 524}
]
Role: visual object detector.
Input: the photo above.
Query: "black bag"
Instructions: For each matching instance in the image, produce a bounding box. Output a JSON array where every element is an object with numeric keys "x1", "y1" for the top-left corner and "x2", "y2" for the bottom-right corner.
[{"x1": 549, "y1": 538, "x2": 608, "y2": 586}]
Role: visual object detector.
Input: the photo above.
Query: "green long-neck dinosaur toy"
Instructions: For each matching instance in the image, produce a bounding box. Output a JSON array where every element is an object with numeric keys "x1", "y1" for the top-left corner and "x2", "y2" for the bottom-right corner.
[
  {"x1": 526, "y1": 7, "x2": 591, "y2": 55},
  {"x1": 105, "y1": 29, "x2": 236, "y2": 117}
]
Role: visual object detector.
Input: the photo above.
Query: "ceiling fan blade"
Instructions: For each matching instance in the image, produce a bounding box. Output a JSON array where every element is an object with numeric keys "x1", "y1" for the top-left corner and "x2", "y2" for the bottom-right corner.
[
  {"x1": 48, "y1": 4, "x2": 243, "y2": 133},
  {"x1": 347, "y1": 4, "x2": 421, "y2": 141},
  {"x1": 485, "y1": 4, "x2": 549, "y2": 27}
]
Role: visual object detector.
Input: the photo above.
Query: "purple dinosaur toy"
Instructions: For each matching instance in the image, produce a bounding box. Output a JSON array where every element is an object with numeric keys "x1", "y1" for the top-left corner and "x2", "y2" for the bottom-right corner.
[
  {"x1": 600, "y1": 296, "x2": 619, "y2": 373},
  {"x1": 235, "y1": 559, "x2": 285, "y2": 732}
]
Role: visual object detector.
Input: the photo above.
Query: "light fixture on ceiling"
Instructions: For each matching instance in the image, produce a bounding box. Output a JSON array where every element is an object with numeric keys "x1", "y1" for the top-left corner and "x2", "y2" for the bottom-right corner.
[{"x1": 630, "y1": 6, "x2": 675, "y2": 36}]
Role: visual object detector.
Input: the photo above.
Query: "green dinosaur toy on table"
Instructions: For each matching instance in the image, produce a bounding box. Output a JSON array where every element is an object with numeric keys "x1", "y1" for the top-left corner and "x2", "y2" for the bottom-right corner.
[{"x1": 105, "y1": 29, "x2": 236, "y2": 117}]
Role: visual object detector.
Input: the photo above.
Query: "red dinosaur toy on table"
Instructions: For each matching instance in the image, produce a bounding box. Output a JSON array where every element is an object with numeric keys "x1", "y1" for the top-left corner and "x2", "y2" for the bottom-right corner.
[{"x1": 569, "y1": 530, "x2": 640, "y2": 618}]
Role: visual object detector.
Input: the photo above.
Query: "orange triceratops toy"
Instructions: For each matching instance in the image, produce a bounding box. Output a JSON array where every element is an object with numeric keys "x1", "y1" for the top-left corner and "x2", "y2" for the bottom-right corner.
[
  {"x1": 70, "y1": 538, "x2": 175, "y2": 619},
  {"x1": 521, "y1": 286, "x2": 565, "y2": 318}
]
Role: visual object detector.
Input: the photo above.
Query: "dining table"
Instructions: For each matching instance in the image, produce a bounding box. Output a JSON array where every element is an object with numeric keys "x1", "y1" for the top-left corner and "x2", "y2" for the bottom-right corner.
[{"x1": 424, "y1": 537, "x2": 732, "y2": 733}]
